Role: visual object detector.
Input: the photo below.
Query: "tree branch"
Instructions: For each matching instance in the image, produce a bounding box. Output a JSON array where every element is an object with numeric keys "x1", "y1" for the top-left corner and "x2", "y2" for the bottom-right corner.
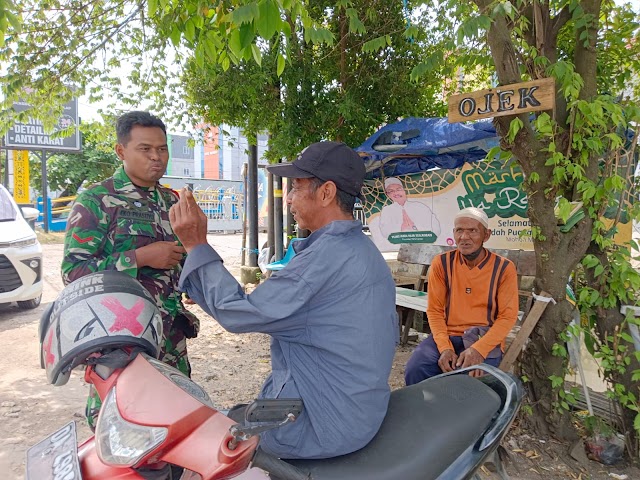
[{"x1": 551, "y1": 6, "x2": 571, "y2": 38}]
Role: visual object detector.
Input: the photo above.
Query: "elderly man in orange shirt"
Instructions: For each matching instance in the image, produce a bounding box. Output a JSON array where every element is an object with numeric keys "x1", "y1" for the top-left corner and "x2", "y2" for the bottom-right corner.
[{"x1": 404, "y1": 207, "x2": 519, "y2": 384}]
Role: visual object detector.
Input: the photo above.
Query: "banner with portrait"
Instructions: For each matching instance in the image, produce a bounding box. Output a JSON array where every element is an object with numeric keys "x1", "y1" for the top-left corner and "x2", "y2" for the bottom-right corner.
[{"x1": 362, "y1": 160, "x2": 631, "y2": 253}]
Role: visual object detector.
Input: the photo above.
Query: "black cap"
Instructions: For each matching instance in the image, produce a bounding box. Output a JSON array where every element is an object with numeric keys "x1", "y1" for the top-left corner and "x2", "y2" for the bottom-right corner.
[{"x1": 266, "y1": 141, "x2": 365, "y2": 196}]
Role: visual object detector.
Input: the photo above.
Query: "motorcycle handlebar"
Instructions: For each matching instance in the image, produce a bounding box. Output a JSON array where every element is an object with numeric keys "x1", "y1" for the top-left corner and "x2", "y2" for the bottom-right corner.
[{"x1": 251, "y1": 448, "x2": 311, "y2": 480}]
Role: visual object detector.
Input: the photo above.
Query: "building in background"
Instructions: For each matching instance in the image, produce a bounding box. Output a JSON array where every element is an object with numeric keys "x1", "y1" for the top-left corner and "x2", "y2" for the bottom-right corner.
[
  {"x1": 166, "y1": 133, "x2": 195, "y2": 177},
  {"x1": 201, "y1": 125, "x2": 220, "y2": 179},
  {"x1": 197, "y1": 125, "x2": 269, "y2": 181},
  {"x1": 218, "y1": 127, "x2": 269, "y2": 181},
  {"x1": 193, "y1": 140, "x2": 204, "y2": 178}
]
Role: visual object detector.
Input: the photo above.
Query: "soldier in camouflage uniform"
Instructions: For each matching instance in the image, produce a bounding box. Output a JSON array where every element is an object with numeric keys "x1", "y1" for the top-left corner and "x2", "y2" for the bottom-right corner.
[{"x1": 61, "y1": 111, "x2": 199, "y2": 428}]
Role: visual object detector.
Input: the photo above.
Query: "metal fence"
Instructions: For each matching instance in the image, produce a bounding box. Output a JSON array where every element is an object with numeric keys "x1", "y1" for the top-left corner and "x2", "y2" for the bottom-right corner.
[{"x1": 193, "y1": 187, "x2": 244, "y2": 232}]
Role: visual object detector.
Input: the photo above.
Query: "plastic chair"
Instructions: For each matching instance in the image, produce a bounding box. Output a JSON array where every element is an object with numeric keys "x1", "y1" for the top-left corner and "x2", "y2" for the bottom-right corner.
[{"x1": 265, "y1": 238, "x2": 303, "y2": 271}]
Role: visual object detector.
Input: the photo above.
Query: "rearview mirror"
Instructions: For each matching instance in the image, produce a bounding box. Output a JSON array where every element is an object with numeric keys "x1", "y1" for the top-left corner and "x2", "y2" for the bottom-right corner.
[{"x1": 21, "y1": 207, "x2": 40, "y2": 221}]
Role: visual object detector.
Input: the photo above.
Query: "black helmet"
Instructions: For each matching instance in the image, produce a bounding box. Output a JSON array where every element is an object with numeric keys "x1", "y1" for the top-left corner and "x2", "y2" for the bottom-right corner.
[{"x1": 40, "y1": 271, "x2": 163, "y2": 386}]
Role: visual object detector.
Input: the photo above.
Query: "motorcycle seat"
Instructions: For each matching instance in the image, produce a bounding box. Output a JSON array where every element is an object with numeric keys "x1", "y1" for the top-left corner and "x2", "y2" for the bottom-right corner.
[{"x1": 283, "y1": 374, "x2": 501, "y2": 480}]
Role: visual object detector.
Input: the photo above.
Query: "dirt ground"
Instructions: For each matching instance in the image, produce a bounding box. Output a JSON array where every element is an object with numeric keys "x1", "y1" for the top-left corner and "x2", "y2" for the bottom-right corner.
[{"x1": 1, "y1": 234, "x2": 639, "y2": 479}]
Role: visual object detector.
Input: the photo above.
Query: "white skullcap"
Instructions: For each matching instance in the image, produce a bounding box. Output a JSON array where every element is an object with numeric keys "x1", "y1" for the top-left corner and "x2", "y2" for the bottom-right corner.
[
  {"x1": 384, "y1": 177, "x2": 403, "y2": 189},
  {"x1": 455, "y1": 207, "x2": 489, "y2": 228}
]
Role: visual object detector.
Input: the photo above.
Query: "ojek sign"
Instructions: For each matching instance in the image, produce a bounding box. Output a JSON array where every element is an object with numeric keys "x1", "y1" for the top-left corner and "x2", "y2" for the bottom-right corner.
[{"x1": 447, "y1": 78, "x2": 555, "y2": 123}]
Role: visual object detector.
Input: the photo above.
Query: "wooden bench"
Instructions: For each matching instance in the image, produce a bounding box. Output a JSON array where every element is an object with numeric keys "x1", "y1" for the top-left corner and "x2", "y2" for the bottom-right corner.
[{"x1": 394, "y1": 244, "x2": 551, "y2": 372}]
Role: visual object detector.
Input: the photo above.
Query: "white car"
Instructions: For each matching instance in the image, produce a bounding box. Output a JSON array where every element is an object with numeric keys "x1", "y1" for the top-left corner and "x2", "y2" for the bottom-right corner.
[{"x1": 0, "y1": 184, "x2": 43, "y2": 309}]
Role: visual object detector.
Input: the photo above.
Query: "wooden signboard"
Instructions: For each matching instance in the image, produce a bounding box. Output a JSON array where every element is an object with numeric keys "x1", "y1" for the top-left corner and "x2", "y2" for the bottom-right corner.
[{"x1": 448, "y1": 78, "x2": 555, "y2": 123}]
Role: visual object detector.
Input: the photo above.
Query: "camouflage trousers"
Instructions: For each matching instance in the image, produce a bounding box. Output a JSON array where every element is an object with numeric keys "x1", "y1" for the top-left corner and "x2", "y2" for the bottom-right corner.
[{"x1": 85, "y1": 323, "x2": 191, "y2": 430}]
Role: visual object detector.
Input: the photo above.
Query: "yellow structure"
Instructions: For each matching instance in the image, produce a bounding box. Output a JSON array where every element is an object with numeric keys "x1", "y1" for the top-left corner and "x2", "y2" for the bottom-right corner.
[{"x1": 13, "y1": 150, "x2": 30, "y2": 203}]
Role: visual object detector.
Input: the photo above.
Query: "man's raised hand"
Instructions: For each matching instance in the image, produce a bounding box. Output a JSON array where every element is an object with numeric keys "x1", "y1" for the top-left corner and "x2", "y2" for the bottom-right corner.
[{"x1": 169, "y1": 188, "x2": 208, "y2": 253}]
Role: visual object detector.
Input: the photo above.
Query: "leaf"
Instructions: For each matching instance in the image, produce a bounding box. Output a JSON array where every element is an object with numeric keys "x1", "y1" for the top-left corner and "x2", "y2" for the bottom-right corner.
[
  {"x1": 251, "y1": 44, "x2": 262, "y2": 66},
  {"x1": 256, "y1": 0, "x2": 280, "y2": 39},
  {"x1": 410, "y1": 62, "x2": 429, "y2": 82},
  {"x1": 228, "y1": 29, "x2": 242, "y2": 59},
  {"x1": 169, "y1": 25, "x2": 181, "y2": 46},
  {"x1": 276, "y1": 53, "x2": 285, "y2": 77},
  {"x1": 507, "y1": 117, "x2": 523, "y2": 142},
  {"x1": 5, "y1": 11, "x2": 20, "y2": 31},
  {"x1": 147, "y1": 0, "x2": 158, "y2": 17},
  {"x1": 404, "y1": 25, "x2": 419, "y2": 39},
  {"x1": 184, "y1": 19, "x2": 195, "y2": 42},
  {"x1": 239, "y1": 22, "x2": 255, "y2": 50},
  {"x1": 281, "y1": 18, "x2": 291, "y2": 38},
  {"x1": 346, "y1": 8, "x2": 366, "y2": 35},
  {"x1": 232, "y1": 3, "x2": 260, "y2": 25},
  {"x1": 363, "y1": 36, "x2": 387, "y2": 54}
]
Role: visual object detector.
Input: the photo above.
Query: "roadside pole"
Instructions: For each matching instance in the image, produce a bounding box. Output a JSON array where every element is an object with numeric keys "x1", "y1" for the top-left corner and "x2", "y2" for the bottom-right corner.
[
  {"x1": 41, "y1": 150, "x2": 49, "y2": 233},
  {"x1": 247, "y1": 144, "x2": 258, "y2": 267},
  {"x1": 274, "y1": 174, "x2": 283, "y2": 260},
  {"x1": 267, "y1": 171, "x2": 275, "y2": 261}
]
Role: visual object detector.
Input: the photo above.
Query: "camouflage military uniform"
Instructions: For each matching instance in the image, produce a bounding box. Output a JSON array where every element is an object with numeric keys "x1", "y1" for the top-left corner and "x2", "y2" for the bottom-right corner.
[{"x1": 62, "y1": 166, "x2": 200, "y2": 427}]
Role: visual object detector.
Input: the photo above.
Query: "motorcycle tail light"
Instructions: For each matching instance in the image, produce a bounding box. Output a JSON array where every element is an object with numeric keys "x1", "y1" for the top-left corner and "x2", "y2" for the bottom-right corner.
[{"x1": 95, "y1": 386, "x2": 168, "y2": 466}]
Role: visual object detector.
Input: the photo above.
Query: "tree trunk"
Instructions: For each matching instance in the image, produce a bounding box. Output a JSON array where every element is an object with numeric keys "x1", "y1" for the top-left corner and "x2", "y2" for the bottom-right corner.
[{"x1": 476, "y1": 0, "x2": 600, "y2": 440}]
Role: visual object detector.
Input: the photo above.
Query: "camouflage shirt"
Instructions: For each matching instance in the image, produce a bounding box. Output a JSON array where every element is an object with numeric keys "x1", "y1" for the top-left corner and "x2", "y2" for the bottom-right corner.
[{"x1": 61, "y1": 166, "x2": 197, "y2": 340}]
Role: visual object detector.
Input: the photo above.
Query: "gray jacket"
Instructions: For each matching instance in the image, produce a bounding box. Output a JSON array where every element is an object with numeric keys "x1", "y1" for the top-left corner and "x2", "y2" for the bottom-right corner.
[{"x1": 180, "y1": 220, "x2": 398, "y2": 459}]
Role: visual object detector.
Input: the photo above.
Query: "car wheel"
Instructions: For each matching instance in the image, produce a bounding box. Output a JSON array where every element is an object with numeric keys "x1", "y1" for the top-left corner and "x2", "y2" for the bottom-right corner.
[{"x1": 18, "y1": 294, "x2": 42, "y2": 310}]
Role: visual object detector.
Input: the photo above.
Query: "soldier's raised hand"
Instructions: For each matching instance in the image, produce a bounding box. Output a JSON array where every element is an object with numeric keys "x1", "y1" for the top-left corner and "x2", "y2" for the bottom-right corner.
[{"x1": 136, "y1": 241, "x2": 186, "y2": 269}]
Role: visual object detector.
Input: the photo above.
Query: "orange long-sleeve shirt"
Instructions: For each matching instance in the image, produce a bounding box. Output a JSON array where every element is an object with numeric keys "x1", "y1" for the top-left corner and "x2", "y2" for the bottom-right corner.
[{"x1": 427, "y1": 249, "x2": 518, "y2": 359}]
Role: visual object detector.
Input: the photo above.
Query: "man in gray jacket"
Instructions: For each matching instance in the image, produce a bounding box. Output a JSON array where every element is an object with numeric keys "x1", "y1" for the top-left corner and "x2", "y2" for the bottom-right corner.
[{"x1": 170, "y1": 141, "x2": 398, "y2": 459}]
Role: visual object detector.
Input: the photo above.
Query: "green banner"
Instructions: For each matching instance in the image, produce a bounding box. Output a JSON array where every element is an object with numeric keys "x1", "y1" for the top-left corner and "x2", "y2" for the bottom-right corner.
[{"x1": 388, "y1": 231, "x2": 437, "y2": 244}]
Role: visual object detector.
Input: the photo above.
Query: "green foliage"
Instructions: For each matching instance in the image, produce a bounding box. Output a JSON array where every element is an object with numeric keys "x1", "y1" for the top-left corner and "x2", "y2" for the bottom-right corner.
[
  {"x1": 29, "y1": 120, "x2": 119, "y2": 196},
  {"x1": 574, "y1": 264, "x2": 640, "y2": 442},
  {"x1": 583, "y1": 415, "x2": 616, "y2": 438},
  {"x1": 1, "y1": 0, "x2": 166, "y2": 131},
  {"x1": 185, "y1": 0, "x2": 435, "y2": 161}
]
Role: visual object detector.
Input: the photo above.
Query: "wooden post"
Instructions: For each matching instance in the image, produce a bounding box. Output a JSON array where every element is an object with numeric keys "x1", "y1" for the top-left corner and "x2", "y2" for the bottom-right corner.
[{"x1": 499, "y1": 291, "x2": 552, "y2": 372}]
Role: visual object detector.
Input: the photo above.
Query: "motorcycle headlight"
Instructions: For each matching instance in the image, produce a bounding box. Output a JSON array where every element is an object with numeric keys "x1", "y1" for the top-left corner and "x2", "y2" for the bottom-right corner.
[
  {"x1": 145, "y1": 355, "x2": 215, "y2": 408},
  {"x1": 95, "y1": 386, "x2": 168, "y2": 466}
]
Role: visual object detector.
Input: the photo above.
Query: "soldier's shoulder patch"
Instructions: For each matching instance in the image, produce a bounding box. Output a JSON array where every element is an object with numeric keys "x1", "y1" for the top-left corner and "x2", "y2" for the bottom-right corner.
[{"x1": 72, "y1": 232, "x2": 95, "y2": 244}]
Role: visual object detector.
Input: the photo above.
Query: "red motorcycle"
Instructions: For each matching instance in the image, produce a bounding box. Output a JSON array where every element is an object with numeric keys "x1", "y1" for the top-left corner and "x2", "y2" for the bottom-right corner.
[{"x1": 28, "y1": 271, "x2": 523, "y2": 480}]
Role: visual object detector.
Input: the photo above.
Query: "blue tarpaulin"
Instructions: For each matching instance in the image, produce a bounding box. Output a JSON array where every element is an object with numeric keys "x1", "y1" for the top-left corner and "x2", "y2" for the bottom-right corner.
[{"x1": 356, "y1": 117, "x2": 499, "y2": 178}]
